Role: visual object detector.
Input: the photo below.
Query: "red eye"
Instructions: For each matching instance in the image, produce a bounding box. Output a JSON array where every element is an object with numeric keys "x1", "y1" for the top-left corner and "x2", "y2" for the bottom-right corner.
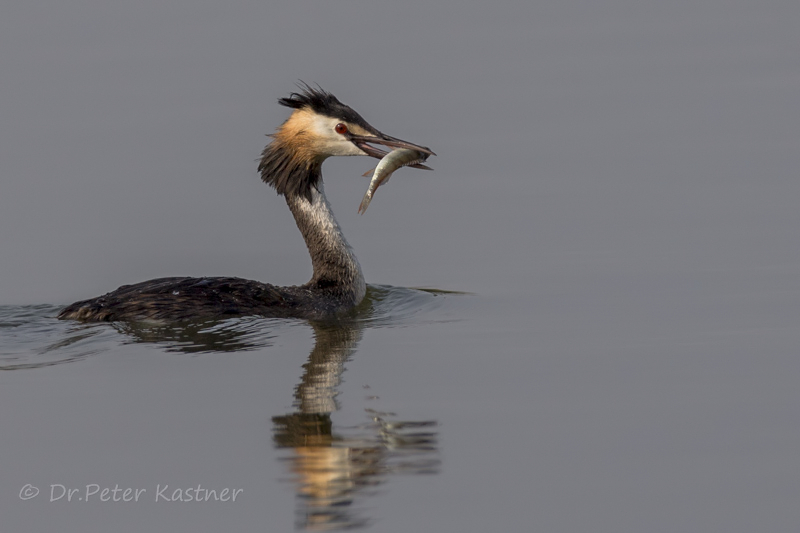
[{"x1": 334, "y1": 123, "x2": 348, "y2": 134}]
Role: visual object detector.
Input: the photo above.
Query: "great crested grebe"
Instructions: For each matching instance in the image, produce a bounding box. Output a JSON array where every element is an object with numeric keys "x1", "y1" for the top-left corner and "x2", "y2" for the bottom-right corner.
[{"x1": 58, "y1": 85, "x2": 435, "y2": 322}]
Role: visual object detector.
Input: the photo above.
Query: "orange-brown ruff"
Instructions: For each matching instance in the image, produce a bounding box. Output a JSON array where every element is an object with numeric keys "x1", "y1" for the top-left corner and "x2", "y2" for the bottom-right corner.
[{"x1": 58, "y1": 85, "x2": 434, "y2": 322}]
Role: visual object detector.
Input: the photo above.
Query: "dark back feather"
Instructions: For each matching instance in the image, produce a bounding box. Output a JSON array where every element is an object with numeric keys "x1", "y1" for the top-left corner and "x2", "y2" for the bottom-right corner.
[{"x1": 57, "y1": 277, "x2": 351, "y2": 321}]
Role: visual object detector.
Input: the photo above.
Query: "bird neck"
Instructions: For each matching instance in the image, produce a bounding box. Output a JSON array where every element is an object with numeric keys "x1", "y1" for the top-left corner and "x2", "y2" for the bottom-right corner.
[{"x1": 285, "y1": 180, "x2": 366, "y2": 304}]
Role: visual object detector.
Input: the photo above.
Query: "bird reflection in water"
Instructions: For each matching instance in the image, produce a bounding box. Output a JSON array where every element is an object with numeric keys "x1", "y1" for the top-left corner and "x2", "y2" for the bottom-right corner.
[
  {"x1": 1, "y1": 289, "x2": 443, "y2": 528},
  {"x1": 272, "y1": 320, "x2": 440, "y2": 531},
  {"x1": 112, "y1": 315, "x2": 279, "y2": 353},
  {"x1": 102, "y1": 294, "x2": 441, "y2": 531}
]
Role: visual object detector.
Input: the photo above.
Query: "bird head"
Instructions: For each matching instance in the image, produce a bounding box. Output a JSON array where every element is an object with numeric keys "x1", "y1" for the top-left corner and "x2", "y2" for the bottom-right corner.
[
  {"x1": 275, "y1": 84, "x2": 435, "y2": 161},
  {"x1": 259, "y1": 84, "x2": 434, "y2": 201}
]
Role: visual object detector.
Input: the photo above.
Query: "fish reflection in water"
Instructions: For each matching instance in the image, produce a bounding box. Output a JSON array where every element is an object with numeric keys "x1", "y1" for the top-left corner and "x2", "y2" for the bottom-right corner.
[{"x1": 272, "y1": 320, "x2": 440, "y2": 531}]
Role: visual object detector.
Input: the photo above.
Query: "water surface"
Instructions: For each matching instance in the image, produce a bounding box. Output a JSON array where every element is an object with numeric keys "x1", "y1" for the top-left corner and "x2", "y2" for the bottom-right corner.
[{"x1": 2, "y1": 1, "x2": 800, "y2": 532}]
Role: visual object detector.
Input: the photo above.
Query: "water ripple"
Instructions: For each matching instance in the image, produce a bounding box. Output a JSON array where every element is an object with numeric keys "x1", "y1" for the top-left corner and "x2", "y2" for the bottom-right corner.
[
  {"x1": 0, "y1": 285, "x2": 463, "y2": 367},
  {"x1": 0, "y1": 305, "x2": 116, "y2": 370}
]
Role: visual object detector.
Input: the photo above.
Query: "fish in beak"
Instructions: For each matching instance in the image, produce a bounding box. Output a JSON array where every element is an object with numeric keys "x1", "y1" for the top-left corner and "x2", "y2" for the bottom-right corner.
[{"x1": 348, "y1": 132, "x2": 436, "y2": 170}]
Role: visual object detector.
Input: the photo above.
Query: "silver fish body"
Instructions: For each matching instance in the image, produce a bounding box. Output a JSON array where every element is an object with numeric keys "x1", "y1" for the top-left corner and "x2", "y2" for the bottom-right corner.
[{"x1": 358, "y1": 148, "x2": 427, "y2": 214}]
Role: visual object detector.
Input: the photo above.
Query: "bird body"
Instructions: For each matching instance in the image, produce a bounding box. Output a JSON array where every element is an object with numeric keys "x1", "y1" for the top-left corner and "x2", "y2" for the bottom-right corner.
[{"x1": 58, "y1": 85, "x2": 433, "y2": 322}]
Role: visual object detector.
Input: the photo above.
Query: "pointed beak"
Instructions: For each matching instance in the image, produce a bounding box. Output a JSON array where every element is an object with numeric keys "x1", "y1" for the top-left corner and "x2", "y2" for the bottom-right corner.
[{"x1": 349, "y1": 132, "x2": 436, "y2": 169}]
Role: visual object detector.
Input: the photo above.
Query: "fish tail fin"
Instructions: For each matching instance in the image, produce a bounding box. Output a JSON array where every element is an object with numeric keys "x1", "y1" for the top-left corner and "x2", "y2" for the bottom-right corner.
[{"x1": 358, "y1": 192, "x2": 372, "y2": 215}]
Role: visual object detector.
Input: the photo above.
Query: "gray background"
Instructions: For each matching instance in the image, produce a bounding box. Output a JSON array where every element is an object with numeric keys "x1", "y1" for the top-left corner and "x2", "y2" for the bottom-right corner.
[
  {"x1": 2, "y1": 1, "x2": 799, "y2": 305},
  {"x1": 2, "y1": 1, "x2": 800, "y2": 532}
]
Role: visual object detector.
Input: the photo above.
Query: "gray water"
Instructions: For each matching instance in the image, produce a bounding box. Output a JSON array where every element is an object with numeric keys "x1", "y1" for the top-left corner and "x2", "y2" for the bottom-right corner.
[{"x1": 2, "y1": 1, "x2": 800, "y2": 531}]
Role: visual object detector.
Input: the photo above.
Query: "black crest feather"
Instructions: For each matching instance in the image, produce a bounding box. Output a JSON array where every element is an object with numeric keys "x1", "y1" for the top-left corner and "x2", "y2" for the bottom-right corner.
[
  {"x1": 278, "y1": 82, "x2": 376, "y2": 132},
  {"x1": 279, "y1": 83, "x2": 341, "y2": 112}
]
